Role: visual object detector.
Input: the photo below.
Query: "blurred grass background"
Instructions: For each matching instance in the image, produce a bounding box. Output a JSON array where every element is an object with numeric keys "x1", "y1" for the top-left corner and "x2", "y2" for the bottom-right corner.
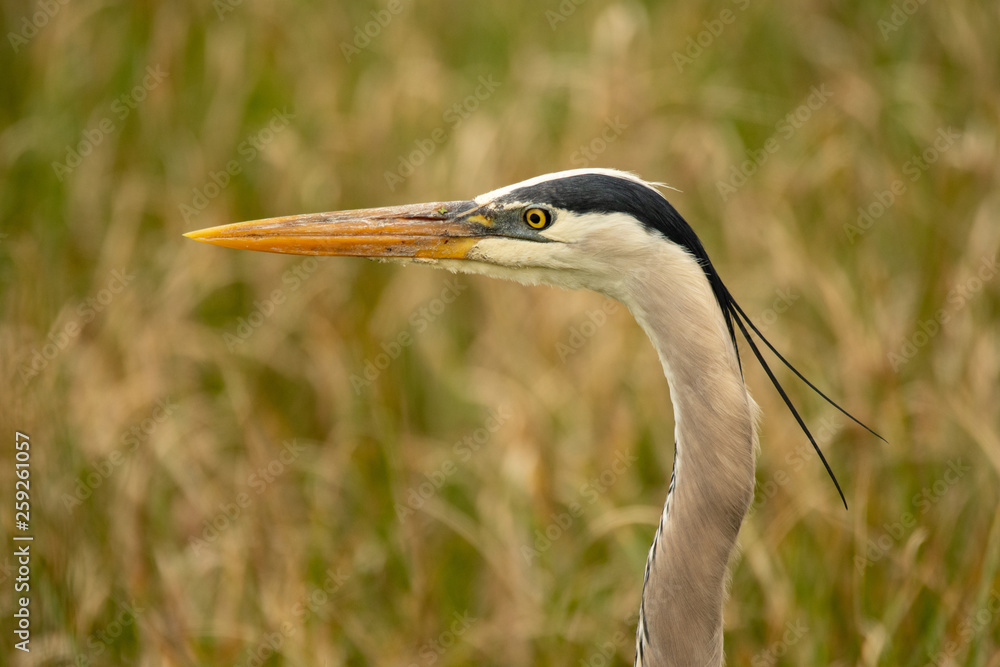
[{"x1": 1, "y1": 0, "x2": 998, "y2": 664}]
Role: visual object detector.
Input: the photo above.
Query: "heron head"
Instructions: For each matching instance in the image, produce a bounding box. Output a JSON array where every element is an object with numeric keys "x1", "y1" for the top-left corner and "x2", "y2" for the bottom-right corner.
[
  {"x1": 184, "y1": 169, "x2": 720, "y2": 302},
  {"x1": 185, "y1": 167, "x2": 878, "y2": 507}
]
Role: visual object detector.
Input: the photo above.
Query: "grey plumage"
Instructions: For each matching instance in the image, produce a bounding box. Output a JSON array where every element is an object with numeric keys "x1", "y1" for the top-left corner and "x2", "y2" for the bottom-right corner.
[{"x1": 186, "y1": 168, "x2": 879, "y2": 665}]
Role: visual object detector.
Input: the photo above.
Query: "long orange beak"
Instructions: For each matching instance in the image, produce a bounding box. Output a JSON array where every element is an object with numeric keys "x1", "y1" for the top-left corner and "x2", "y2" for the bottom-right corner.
[{"x1": 184, "y1": 200, "x2": 490, "y2": 259}]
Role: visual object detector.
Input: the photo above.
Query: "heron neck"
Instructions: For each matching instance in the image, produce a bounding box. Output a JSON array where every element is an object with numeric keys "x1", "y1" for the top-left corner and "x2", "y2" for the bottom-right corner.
[{"x1": 623, "y1": 267, "x2": 758, "y2": 666}]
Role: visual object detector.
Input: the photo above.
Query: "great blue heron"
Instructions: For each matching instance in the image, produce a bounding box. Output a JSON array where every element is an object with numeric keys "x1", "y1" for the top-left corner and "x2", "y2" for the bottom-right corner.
[{"x1": 186, "y1": 168, "x2": 879, "y2": 665}]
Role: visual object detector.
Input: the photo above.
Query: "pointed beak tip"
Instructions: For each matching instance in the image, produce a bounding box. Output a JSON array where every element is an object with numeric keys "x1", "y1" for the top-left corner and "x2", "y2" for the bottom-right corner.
[{"x1": 183, "y1": 226, "x2": 228, "y2": 245}]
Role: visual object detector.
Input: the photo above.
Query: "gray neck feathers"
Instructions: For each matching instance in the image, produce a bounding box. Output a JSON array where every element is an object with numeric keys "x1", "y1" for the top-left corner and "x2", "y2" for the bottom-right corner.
[{"x1": 621, "y1": 253, "x2": 758, "y2": 666}]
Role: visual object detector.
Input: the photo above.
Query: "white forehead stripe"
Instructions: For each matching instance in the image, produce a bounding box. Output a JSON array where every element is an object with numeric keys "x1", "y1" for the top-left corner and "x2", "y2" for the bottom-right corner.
[{"x1": 474, "y1": 168, "x2": 666, "y2": 205}]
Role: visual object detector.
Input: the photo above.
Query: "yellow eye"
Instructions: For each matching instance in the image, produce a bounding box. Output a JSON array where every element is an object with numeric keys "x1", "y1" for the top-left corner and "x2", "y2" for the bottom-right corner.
[{"x1": 524, "y1": 208, "x2": 552, "y2": 229}]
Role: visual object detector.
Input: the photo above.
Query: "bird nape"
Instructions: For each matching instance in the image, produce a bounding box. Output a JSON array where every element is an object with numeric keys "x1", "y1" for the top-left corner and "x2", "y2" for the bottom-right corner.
[{"x1": 185, "y1": 168, "x2": 882, "y2": 666}]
